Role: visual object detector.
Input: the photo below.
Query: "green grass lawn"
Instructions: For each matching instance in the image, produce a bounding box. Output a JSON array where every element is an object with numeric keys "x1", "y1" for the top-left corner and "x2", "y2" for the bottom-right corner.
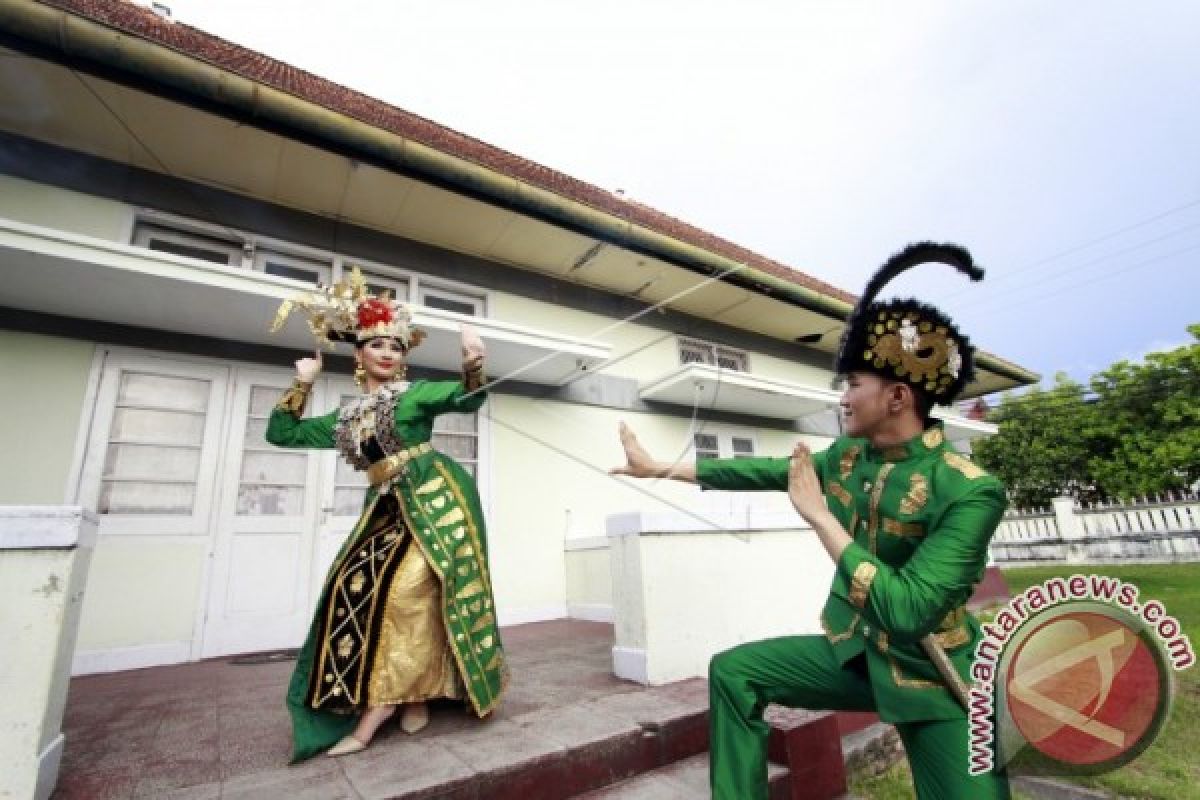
[
  {"x1": 999, "y1": 563, "x2": 1200, "y2": 800},
  {"x1": 849, "y1": 563, "x2": 1199, "y2": 799}
]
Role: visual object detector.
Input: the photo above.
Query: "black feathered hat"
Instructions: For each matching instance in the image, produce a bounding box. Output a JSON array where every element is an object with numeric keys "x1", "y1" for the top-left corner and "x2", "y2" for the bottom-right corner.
[{"x1": 834, "y1": 242, "x2": 983, "y2": 402}]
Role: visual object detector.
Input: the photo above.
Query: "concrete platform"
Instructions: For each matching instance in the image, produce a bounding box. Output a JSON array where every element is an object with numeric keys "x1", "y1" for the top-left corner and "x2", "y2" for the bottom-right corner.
[
  {"x1": 577, "y1": 753, "x2": 790, "y2": 799},
  {"x1": 53, "y1": 620, "x2": 888, "y2": 799}
]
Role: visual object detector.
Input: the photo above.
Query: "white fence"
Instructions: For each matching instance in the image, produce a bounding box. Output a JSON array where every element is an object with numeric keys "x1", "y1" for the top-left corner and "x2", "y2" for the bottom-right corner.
[{"x1": 991, "y1": 492, "x2": 1200, "y2": 564}]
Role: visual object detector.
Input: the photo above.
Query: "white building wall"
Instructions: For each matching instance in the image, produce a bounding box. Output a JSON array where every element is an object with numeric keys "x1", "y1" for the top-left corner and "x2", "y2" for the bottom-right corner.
[
  {"x1": 1, "y1": 176, "x2": 846, "y2": 671},
  {"x1": 0, "y1": 332, "x2": 95, "y2": 505},
  {"x1": 0, "y1": 175, "x2": 132, "y2": 241}
]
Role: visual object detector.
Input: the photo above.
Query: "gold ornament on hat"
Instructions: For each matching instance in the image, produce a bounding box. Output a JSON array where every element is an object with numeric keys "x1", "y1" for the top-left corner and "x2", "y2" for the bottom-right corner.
[{"x1": 269, "y1": 266, "x2": 425, "y2": 351}]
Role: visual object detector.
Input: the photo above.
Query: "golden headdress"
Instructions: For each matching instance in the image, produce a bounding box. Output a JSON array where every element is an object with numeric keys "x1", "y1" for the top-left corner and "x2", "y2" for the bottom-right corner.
[{"x1": 269, "y1": 267, "x2": 426, "y2": 350}]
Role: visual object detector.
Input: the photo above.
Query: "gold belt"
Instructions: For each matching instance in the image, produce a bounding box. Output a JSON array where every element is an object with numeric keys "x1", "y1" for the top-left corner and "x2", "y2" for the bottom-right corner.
[{"x1": 366, "y1": 442, "x2": 433, "y2": 487}]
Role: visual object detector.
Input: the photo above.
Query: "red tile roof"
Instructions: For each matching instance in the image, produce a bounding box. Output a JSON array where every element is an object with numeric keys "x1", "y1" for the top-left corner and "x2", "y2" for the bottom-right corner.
[{"x1": 40, "y1": 0, "x2": 857, "y2": 304}]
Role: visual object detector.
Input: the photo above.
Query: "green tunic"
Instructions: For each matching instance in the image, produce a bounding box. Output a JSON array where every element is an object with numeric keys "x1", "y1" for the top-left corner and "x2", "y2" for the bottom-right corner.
[
  {"x1": 266, "y1": 379, "x2": 507, "y2": 762},
  {"x1": 697, "y1": 424, "x2": 1005, "y2": 722}
]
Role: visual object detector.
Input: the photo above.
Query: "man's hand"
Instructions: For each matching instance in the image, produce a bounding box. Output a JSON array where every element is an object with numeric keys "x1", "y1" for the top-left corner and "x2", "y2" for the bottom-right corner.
[
  {"x1": 787, "y1": 441, "x2": 829, "y2": 524},
  {"x1": 609, "y1": 421, "x2": 661, "y2": 478}
]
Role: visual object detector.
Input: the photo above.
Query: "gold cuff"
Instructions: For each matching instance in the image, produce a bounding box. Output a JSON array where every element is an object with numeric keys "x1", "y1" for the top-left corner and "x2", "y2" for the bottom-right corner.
[
  {"x1": 848, "y1": 561, "x2": 878, "y2": 609},
  {"x1": 463, "y1": 365, "x2": 486, "y2": 393},
  {"x1": 276, "y1": 379, "x2": 312, "y2": 418}
]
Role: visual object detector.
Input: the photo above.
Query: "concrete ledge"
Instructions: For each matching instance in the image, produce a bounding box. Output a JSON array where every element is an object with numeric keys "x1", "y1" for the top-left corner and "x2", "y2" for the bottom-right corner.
[
  {"x1": 565, "y1": 536, "x2": 610, "y2": 551},
  {"x1": 568, "y1": 603, "x2": 614, "y2": 623},
  {"x1": 607, "y1": 510, "x2": 810, "y2": 537},
  {"x1": 612, "y1": 646, "x2": 648, "y2": 684},
  {"x1": 0, "y1": 506, "x2": 98, "y2": 550}
]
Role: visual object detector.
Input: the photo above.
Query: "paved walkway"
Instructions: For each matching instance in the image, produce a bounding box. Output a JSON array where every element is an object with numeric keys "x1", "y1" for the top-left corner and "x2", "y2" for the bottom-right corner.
[{"x1": 55, "y1": 620, "x2": 665, "y2": 799}]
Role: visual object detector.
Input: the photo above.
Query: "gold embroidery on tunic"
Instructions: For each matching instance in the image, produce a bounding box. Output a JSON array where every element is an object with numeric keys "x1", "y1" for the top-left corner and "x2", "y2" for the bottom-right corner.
[
  {"x1": 849, "y1": 562, "x2": 877, "y2": 608},
  {"x1": 936, "y1": 626, "x2": 971, "y2": 650},
  {"x1": 922, "y1": 428, "x2": 944, "y2": 448},
  {"x1": 456, "y1": 579, "x2": 483, "y2": 600},
  {"x1": 889, "y1": 654, "x2": 943, "y2": 689},
  {"x1": 437, "y1": 507, "x2": 466, "y2": 528},
  {"x1": 868, "y1": 462, "x2": 895, "y2": 554},
  {"x1": 828, "y1": 481, "x2": 852, "y2": 507},
  {"x1": 839, "y1": 446, "x2": 860, "y2": 480},
  {"x1": 821, "y1": 612, "x2": 861, "y2": 644},
  {"x1": 337, "y1": 634, "x2": 354, "y2": 659},
  {"x1": 415, "y1": 476, "x2": 446, "y2": 495},
  {"x1": 940, "y1": 607, "x2": 966, "y2": 629},
  {"x1": 471, "y1": 611, "x2": 495, "y2": 633},
  {"x1": 899, "y1": 474, "x2": 929, "y2": 515},
  {"x1": 943, "y1": 452, "x2": 985, "y2": 480},
  {"x1": 881, "y1": 518, "x2": 925, "y2": 537}
]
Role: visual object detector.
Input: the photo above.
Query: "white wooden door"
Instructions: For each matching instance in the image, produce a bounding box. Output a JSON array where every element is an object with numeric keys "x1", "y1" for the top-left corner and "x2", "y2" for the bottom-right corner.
[
  {"x1": 200, "y1": 367, "x2": 327, "y2": 657},
  {"x1": 310, "y1": 377, "x2": 367, "y2": 609}
]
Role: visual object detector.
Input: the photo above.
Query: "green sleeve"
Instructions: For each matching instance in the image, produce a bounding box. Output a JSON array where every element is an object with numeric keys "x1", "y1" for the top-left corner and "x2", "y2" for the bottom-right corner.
[
  {"x1": 695, "y1": 447, "x2": 830, "y2": 491},
  {"x1": 265, "y1": 407, "x2": 339, "y2": 449},
  {"x1": 835, "y1": 479, "x2": 1006, "y2": 641},
  {"x1": 412, "y1": 379, "x2": 487, "y2": 416}
]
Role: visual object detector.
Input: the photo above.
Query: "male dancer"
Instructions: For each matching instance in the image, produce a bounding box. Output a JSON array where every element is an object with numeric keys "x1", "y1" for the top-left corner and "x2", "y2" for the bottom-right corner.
[{"x1": 612, "y1": 243, "x2": 1010, "y2": 798}]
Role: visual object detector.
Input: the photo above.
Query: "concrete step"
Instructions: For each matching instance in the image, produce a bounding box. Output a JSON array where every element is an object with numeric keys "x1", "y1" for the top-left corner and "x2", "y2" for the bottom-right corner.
[{"x1": 576, "y1": 753, "x2": 790, "y2": 800}]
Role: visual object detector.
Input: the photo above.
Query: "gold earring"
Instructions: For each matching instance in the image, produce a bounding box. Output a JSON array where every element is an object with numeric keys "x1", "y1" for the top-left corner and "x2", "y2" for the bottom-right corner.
[
  {"x1": 354, "y1": 362, "x2": 367, "y2": 390},
  {"x1": 396, "y1": 364, "x2": 408, "y2": 380}
]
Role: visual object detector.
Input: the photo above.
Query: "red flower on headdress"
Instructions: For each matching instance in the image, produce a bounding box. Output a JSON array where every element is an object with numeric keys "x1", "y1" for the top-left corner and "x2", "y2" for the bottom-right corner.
[{"x1": 357, "y1": 298, "x2": 393, "y2": 328}]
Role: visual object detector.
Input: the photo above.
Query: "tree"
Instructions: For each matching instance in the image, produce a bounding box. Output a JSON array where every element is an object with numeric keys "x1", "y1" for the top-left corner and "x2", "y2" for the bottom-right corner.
[
  {"x1": 1086, "y1": 323, "x2": 1200, "y2": 498},
  {"x1": 972, "y1": 374, "x2": 1093, "y2": 509},
  {"x1": 972, "y1": 324, "x2": 1200, "y2": 507}
]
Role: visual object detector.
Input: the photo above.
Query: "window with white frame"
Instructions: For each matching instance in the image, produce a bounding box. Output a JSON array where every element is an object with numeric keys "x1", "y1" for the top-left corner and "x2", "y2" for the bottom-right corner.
[
  {"x1": 235, "y1": 386, "x2": 309, "y2": 515},
  {"x1": 358, "y1": 269, "x2": 411, "y2": 303},
  {"x1": 694, "y1": 432, "x2": 720, "y2": 461},
  {"x1": 678, "y1": 337, "x2": 749, "y2": 372},
  {"x1": 419, "y1": 285, "x2": 483, "y2": 316},
  {"x1": 131, "y1": 215, "x2": 486, "y2": 310},
  {"x1": 133, "y1": 224, "x2": 245, "y2": 267},
  {"x1": 731, "y1": 436, "x2": 755, "y2": 459},
  {"x1": 253, "y1": 248, "x2": 332, "y2": 286},
  {"x1": 98, "y1": 372, "x2": 212, "y2": 515},
  {"x1": 693, "y1": 430, "x2": 756, "y2": 461}
]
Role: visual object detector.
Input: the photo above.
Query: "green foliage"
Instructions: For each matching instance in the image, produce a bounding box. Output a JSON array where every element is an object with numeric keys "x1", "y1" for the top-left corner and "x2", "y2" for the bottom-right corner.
[
  {"x1": 973, "y1": 374, "x2": 1091, "y2": 508},
  {"x1": 973, "y1": 325, "x2": 1200, "y2": 508}
]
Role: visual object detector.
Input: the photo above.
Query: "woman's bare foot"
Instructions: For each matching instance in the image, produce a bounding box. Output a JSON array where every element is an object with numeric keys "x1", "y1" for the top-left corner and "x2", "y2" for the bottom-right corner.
[{"x1": 400, "y1": 702, "x2": 429, "y2": 734}]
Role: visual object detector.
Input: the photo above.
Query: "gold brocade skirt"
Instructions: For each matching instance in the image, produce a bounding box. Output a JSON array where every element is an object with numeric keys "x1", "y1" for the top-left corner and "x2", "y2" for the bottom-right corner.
[{"x1": 366, "y1": 530, "x2": 463, "y2": 706}]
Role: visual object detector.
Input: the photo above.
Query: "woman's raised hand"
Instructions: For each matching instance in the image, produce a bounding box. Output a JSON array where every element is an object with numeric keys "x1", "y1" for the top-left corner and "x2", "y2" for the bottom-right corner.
[
  {"x1": 461, "y1": 323, "x2": 485, "y2": 372},
  {"x1": 295, "y1": 349, "x2": 323, "y2": 383}
]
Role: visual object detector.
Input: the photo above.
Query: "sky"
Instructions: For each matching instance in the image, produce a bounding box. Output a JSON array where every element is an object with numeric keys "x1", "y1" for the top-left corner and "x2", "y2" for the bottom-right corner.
[{"x1": 166, "y1": 0, "x2": 1200, "y2": 391}]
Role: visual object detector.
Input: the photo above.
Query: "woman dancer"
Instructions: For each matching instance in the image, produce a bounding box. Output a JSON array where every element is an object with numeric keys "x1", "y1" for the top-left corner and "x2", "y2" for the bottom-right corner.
[{"x1": 268, "y1": 272, "x2": 507, "y2": 760}]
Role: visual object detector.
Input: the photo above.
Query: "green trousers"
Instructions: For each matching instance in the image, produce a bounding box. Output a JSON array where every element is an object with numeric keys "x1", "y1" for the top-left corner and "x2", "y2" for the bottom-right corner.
[{"x1": 708, "y1": 635, "x2": 1010, "y2": 800}]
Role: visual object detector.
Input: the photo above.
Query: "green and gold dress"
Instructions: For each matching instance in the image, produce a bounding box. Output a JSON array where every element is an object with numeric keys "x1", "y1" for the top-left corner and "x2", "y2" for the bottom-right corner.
[{"x1": 267, "y1": 376, "x2": 507, "y2": 762}]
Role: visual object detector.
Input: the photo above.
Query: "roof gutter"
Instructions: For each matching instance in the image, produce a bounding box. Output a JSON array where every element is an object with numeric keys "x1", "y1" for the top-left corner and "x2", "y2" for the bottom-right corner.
[{"x1": 0, "y1": 0, "x2": 1037, "y2": 387}]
